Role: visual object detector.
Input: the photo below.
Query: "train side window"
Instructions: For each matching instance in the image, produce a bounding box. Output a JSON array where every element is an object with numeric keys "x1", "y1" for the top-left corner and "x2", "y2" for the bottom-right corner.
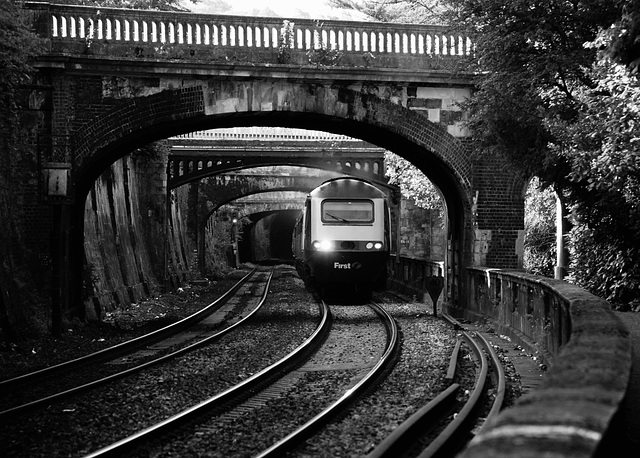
[
  {"x1": 304, "y1": 203, "x2": 311, "y2": 242},
  {"x1": 321, "y1": 199, "x2": 373, "y2": 223}
]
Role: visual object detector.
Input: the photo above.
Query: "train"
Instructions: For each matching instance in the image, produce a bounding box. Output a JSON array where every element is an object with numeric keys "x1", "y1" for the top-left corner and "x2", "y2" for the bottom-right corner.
[{"x1": 292, "y1": 177, "x2": 391, "y2": 299}]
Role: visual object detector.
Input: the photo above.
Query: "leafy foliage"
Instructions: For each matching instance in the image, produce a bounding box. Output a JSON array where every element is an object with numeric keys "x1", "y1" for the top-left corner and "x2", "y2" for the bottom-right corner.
[
  {"x1": 204, "y1": 218, "x2": 240, "y2": 279},
  {"x1": 440, "y1": 0, "x2": 624, "y2": 179},
  {"x1": 384, "y1": 152, "x2": 443, "y2": 214},
  {"x1": 0, "y1": 0, "x2": 45, "y2": 148},
  {"x1": 0, "y1": 0, "x2": 47, "y2": 341},
  {"x1": 550, "y1": 55, "x2": 640, "y2": 306},
  {"x1": 344, "y1": 0, "x2": 640, "y2": 306},
  {"x1": 277, "y1": 20, "x2": 294, "y2": 64},
  {"x1": 523, "y1": 178, "x2": 556, "y2": 277},
  {"x1": 569, "y1": 225, "x2": 640, "y2": 308},
  {"x1": 447, "y1": 0, "x2": 640, "y2": 306},
  {"x1": 604, "y1": 0, "x2": 640, "y2": 75},
  {"x1": 61, "y1": 0, "x2": 191, "y2": 11},
  {"x1": 328, "y1": 0, "x2": 445, "y2": 23}
]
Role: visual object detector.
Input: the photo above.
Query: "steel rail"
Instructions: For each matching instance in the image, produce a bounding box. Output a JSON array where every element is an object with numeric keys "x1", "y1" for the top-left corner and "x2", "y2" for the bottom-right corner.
[
  {"x1": 0, "y1": 269, "x2": 257, "y2": 389},
  {"x1": 254, "y1": 300, "x2": 400, "y2": 458},
  {"x1": 441, "y1": 313, "x2": 506, "y2": 435},
  {"x1": 365, "y1": 312, "x2": 493, "y2": 458},
  {"x1": 81, "y1": 297, "x2": 333, "y2": 458},
  {"x1": 474, "y1": 331, "x2": 506, "y2": 434},
  {"x1": 365, "y1": 383, "x2": 461, "y2": 458},
  {"x1": 401, "y1": 312, "x2": 507, "y2": 458},
  {"x1": 414, "y1": 326, "x2": 487, "y2": 458},
  {"x1": 0, "y1": 269, "x2": 265, "y2": 420}
]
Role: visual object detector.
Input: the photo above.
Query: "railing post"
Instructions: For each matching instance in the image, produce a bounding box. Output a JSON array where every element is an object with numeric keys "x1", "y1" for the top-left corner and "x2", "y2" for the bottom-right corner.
[{"x1": 555, "y1": 193, "x2": 567, "y2": 280}]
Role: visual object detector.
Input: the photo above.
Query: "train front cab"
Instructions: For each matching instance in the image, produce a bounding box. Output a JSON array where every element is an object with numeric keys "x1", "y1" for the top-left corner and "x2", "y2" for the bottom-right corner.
[{"x1": 307, "y1": 190, "x2": 390, "y2": 300}]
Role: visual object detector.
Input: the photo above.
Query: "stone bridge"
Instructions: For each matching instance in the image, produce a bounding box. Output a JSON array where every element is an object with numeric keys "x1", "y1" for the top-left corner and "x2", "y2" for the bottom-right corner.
[
  {"x1": 198, "y1": 170, "x2": 334, "y2": 212},
  {"x1": 24, "y1": 2, "x2": 509, "y2": 314},
  {"x1": 167, "y1": 127, "x2": 388, "y2": 189}
]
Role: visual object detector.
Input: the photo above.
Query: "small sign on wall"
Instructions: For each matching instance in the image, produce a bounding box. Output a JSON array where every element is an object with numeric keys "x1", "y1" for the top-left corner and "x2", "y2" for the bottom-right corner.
[{"x1": 43, "y1": 163, "x2": 71, "y2": 199}]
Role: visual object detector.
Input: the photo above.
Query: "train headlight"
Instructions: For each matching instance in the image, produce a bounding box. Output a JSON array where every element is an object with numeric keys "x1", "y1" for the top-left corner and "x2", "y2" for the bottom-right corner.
[
  {"x1": 312, "y1": 240, "x2": 333, "y2": 251},
  {"x1": 366, "y1": 242, "x2": 374, "y2": 249},
  {"x1": 374, "y1": 242, "x2": 383, "y2": 250}
]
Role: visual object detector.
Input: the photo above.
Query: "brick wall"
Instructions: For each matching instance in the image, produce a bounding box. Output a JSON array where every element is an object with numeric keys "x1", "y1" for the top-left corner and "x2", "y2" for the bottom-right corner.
[{"x1": 471, "y1": 155, "x2": 527, "y2": 268}]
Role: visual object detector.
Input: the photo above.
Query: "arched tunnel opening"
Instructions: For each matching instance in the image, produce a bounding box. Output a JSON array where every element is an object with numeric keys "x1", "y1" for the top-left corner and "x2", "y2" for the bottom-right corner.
[
  {"x1": 239, "y1": 210, "x2": 301, "y2": 264},
  {"x1": 77, "y1": 121, "x2": 461, "y2": 319}
]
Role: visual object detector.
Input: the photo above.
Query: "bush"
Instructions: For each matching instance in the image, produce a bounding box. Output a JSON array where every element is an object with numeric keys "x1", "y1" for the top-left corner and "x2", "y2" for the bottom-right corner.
[
  {"x1": 569, "y1": 224, "x2": 640, "y2": 309},
  {"x1": 523, "y1": 178, "x2": 556, "y2": 277}
]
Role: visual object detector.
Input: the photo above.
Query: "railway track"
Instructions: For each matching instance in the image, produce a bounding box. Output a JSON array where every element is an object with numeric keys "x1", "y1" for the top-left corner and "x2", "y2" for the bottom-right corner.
[
  {"x1": 2, "y1": 267, "x2": 508, "y2": 458},
  {"x1": 0, "y1": 267, "x2": 271, "y2": 420},
  {"x1": 255, "y1": 301, "x2": 400, "y2": 458},
  {"x1": 82, "y1": 298, "x2": 334, "y2": 457},
  {"x1": 365, "y1": 312, "x2": 507, "y2": 458},
  {"x1": 79, "y1": 300, "x2": 397, "y2": 458}
]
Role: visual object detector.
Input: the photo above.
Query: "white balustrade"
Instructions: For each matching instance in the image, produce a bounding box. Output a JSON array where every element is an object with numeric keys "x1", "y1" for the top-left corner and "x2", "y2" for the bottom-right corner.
[{"x1": 35, "y1": 3, "x2": 473, "y2": 59}]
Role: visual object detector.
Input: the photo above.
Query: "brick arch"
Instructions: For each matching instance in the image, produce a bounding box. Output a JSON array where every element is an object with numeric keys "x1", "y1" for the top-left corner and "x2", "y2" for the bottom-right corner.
[
  {"x1": 71, "y1": 83, "x2": 471, "y2": 201},
  {"x1": 198, "y1": 174, "x2": 325, "y2": 221},
  {"x1": 197, "y1": 166, "x2": 397, "y2": 216}
]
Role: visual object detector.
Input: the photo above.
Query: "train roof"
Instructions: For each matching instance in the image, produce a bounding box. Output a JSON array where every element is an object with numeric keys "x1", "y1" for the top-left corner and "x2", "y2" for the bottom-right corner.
[{"x1": 309, "y1": 177, "x2": 386, "y2": 199}]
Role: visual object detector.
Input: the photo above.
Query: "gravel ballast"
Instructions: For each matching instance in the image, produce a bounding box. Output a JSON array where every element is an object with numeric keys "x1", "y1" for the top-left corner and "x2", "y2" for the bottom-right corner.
[{"x1": 1, "y1": 265, "x2": 524, "y2": 457}]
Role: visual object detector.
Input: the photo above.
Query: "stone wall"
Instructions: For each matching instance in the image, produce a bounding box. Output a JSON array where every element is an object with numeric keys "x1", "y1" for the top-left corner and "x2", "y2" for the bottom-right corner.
[
  {"x1": 83, "y1": 151, "x2": 193, "y2": 320},
  {"x1": 398, "y1": 198, "x2": 445, "y2": 260}
]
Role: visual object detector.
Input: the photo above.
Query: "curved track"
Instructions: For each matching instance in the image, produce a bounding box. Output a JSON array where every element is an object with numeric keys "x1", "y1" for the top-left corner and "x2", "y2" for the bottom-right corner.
[
  {"x1": 0, "y1": 268, "x2": 269, "y2": 420},
  {"x1": 82, "y1": 298, "x2": 333, "y2": 458},
  {"x1": 255, "y1": 300, "x2": 400, "y2": 458},
  {"x1": 365, "y1": 312, "x2": 506, "y2": 458}
]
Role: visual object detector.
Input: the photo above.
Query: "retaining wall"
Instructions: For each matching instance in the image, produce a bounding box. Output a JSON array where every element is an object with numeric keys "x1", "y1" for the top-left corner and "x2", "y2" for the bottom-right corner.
[{"x1": 83, "y1": 153, "x2": 193, "y2": 319}]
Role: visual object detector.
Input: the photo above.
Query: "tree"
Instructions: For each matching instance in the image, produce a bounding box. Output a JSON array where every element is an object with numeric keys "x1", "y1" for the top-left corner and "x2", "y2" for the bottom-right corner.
[
  {"x1": 329, "y1": 0, "x2": 444, "y2": 22},
  {"x1": 62, "y1": 0, "x2": 191, "y2": 11},
  {"x1": 339, "y1": 0, "x2": 640, "y2": 306},
  {"x1": 0, "y1": 0, "x2": 47, "y2": 342},
  {"x1": 442, "y1": 0, "x2": 640, "y2": 305},
  {"x1": 549, "y1": 38, "x2": 640, "y2": 305},
  {"x1": 442, "y1": 1, "x2": 623, "y2": 176},
  {"x1": 605, "y1": 0, "x2": 640, "y2": 74},
  {"x1": 384, "y1": 152, "x2": 443, "y2": 213},
  {"x1": 523, "y1": 178, "x2": 556, "y2": 277}
]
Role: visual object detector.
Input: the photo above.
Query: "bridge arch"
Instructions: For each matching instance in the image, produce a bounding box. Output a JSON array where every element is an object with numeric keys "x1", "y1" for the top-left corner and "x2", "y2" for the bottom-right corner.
[
  {"x1": 72, "y1": 83, "x2": 470, "y2": 203},
  {"x1": 197, "y1": 172, "x2": 336, "y2": 214},
  {"x1": 69, "y1": 82, "x2": 473, "y2": 306}
]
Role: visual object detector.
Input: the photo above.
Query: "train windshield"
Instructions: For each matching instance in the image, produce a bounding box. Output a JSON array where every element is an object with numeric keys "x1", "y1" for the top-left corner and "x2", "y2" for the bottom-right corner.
[{"x1": 321, "y1": 200, "x2": 374, "y2": 223}]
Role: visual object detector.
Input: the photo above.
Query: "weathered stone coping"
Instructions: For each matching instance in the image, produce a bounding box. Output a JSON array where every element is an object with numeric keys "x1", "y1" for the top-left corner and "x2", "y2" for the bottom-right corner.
[{"x1": 452, "y1": 267, "x2": 631, "y2": 457}]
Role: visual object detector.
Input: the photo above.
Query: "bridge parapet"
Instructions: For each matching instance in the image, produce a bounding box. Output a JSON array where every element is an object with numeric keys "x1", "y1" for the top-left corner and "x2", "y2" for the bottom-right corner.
[
  {"x1": 25, "y1": 2, "x2": 473, "y2": 71},
  {"x1": 387, "y1": 255, "x2": 445, "y2": 303}
]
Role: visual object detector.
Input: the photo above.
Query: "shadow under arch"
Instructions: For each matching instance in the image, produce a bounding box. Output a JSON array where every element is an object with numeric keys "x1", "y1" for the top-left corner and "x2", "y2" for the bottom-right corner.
[
  {"x1": 68, "y1": 85, "x2": 473, "y2": 317},
  {"x1": 196, "y1": 183, "x2": 311, "y2": 273},
  {"x1": 238, "y1": 209, "x2": 302, "y2": 264}
]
